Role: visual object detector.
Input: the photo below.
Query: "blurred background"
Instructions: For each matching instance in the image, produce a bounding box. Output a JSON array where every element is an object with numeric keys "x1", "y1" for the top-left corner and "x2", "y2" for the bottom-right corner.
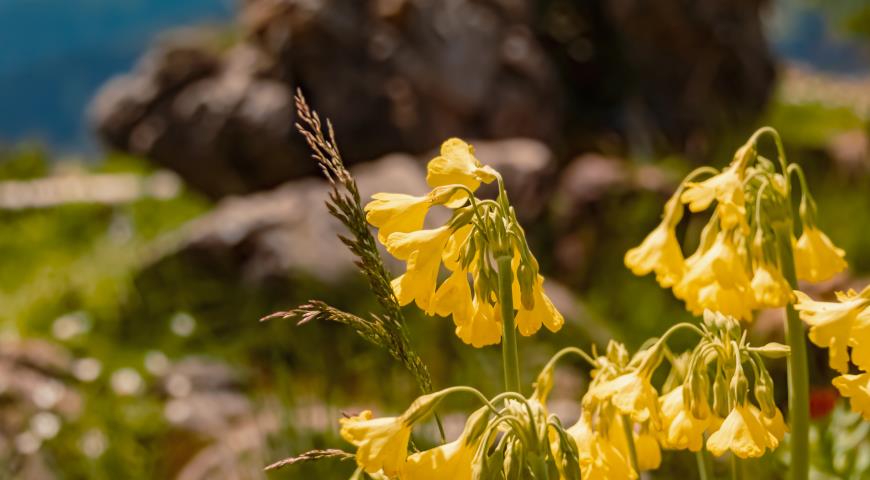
[{"x1": 2, "y1": 0, "x2": 870, "y2": 478}]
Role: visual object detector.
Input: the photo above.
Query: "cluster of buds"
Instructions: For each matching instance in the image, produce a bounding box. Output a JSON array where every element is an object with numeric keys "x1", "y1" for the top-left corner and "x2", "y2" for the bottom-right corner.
[
  {"x1": 625, "y1": 127, "x2": 846, "y2": 321},
  {"x1": 365, "y1": 138, "x2": 562, "y2": 347}
]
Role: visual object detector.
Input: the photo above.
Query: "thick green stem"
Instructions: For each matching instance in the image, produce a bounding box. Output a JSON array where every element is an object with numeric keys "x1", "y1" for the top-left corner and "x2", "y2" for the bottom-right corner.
[
  {"x1": 497, "y1": 255, "x2": 521, "y2": 393},
  {"x1": 775, "y1": 228, "x2": 810, "y2": 480},
  {"x1": 621, "y1": 415, "x2": 640, "y2": 476},
  {"x1": 696, "y1": 449, "x2": 712, "y2": 480}
]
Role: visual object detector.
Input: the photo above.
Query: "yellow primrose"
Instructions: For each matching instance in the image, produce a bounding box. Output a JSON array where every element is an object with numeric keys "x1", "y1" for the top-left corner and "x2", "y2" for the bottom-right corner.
[
  {"x1": 609, "y1": 420, "x2": 661, "y2": 471},
  {"x1": 514, "y1": 275, "x2": 564, "y2": 337},
  {"x1": 591, "y1": 371, "x2": 660, "y2": 425},
  {"x1": 454, "y1": 297, "x2": 502, "y2": 347},
  {"x1": 793, "y1": 287, "x2": 870, "y2": 373},
  {"x1": 849, "y1": 308, "x2": 870, "y2": 371},
  {"x1": 750, "y1": 405, "x2": 788, "y2": 442},
  {"x1": 680, "y1": 163, "x2": 745, "y2": 230},
  {"x1": 340, "y1": 410, "x2": 411, "y2": 477},
  {"x1": 751, "y1": 261, "x2": 791, "y2": 308},
  {"x1": 568, "y1": 417, "x2": 637, "y2": 480},
  {"x1": 387, "y1": 226, "x2": 453, "y2": 311},
  {"x1": 624, "y1": 222, "x2": 685, "y2": 288},
  {"x1": 832, "y1": 372, "x2": 870, "y2": 420},
  {"x1": 794, "y1": 226, "x2": 847, "y2": 282},
  {"x1": 659, "y1": 386, "x2": 708, "y2": 452},
  {"x1": 404, "y1": 408, "x2": 487, "y2": 480},
  {"x1": 426, "y1": 138, "x2": 497, "y2": 192},
  {"x1": 365, "y1": 193, "x2": 433, "y2": 244},
  {"x1": 431, "y1": 269, "x2": 473, "y2": 327},
  {"x1": 705, "y1": 404, "x2": 776, "y2": 459}
]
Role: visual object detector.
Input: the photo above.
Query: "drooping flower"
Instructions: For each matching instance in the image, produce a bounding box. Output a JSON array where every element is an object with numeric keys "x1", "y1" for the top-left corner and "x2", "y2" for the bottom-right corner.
[
  {"x1": 674, "y1": 231, "x2": 755, "y2": 321},
  {"x1": 426, "y1": 138, "x2": 497, "y2": 192},
  {"x1": 705, "y1": 404, "x2": 777, "y2": 458},
  {"x1": 590, "y1": 371, "x2": 660, "y2": 425},
  {"x1": 658, "y1": 386, "x2": 708, "y2": 452},
  {"x1": 624, "y1": 222, "x2": 685, "y2": 288},
  {"x1": 794, "y1": 226, "x2": 847, "y2": 282},
  {"x1": 454, "y1": 297, "x2": 502, "y2": 348},
  {"x1": 387, "y1": 226, "x2": 453, "y2": 311},
  {"x1": 832, "y1": 372, "x2": 870, "y2": 420},
  {"x1": 680, "y1": 163, "x2": 746, "y2": 230},
  {"x1": 514, "y1": 275, "x2": 564, "y2": 337},
  {"x1": 751, "y1": 405, "x2": 788, "y2": 441},
  {"x1": 365, "y1": 193, "x2": 433, "y2": 244},
  {"x1": 568, "y1": 416, "x2": 637, "y2": 480},
  {"x1": 340, "y1": 411, "x2": 412, "y2": 477},
  {"x1": 751, "y1": 261, "x2": 791, "y2": 308},
  {"x1": 793, "y1": 287, "x2": 870, "y2": 373},
  {"x1": 404, "y1": 407, "x2": 488, "y2": 479}
]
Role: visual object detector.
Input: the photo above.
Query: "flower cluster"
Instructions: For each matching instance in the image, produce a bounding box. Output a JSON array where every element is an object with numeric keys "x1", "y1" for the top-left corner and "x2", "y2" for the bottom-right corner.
[
  {"x1": 625, "y1": 129, "x2": 846, "y2": 321},
  {"x1": 794, "y1": 286, "x2": 870, "y2": 419},
  {"x1": 365, "y1": 138, "x2": 563, "y2": 347},
  {"x1": 338, "y1": 310, "x2": 787, "y2": 478}
]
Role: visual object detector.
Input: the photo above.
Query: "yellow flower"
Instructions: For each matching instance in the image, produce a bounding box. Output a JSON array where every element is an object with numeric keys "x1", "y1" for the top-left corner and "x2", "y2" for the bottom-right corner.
[
  {"x1": 751, "y1": 261, "x2": 791, "y2": 308},
  {"x1": 441, "y1": 225, "x2": 472, "y2": 271},
  {"x1": 659, "y1": 386, "x2": 708, "y2": 452},
  {"x1": 680, "y1": 164, "x2": 745, "y2": 230},
  {"x1": 624, "y1": 222, "x2": 685, "y2": 288},
  {"x1": 793, "y1": 287, "x2": 870, "y2": 373},
  {"x1": 426, "y1": 138, "x2": 497, "y2": 192},
  {"x1": 404, "y1": 408, "x2": 487, "y2": 480},
  {"x1": 568, "y1": 417, "x2": 637, "y2": 480},
  {"x1": 365, "y1": 193, "x2": 432, "y2": 244},
  {"x1": 591, "y1": 372, "x2": 660, "y2": 425},
  {"x1": 514, "y1": 275, "x2": 564, "y2": 337},
  {"x1": 340, "y1": 410, "x2": 411, "y2": 476},
  {"x1": 431, "y1": 269, "x2": 473, "y2": 325},
  {"x1": 705, "y1": 404, "x2": 776, "y2": 458},
  {"x1": 454, "y1": 297, "x2": 502, "y2": 347},
  {"x1": 674, "y1": 232, "x2": 754, "y2": 321},
  {"x1": 387, "y1": 226, "x2": 453, "y2": 312},
  {"x1": 634, "y1": 432, "x2": 662, "y2": 471},
  {"x1": 832, "y1": 372, "x2": 870, "y2": 420},
  {"x1": 849, "y1": 309, "x2": 870, "y2": 371},
  {"x1": 794, "y1": 226, "x2": 847, "y2": 282},
  {"x1": 751, "y1": 405, "x2": 788, "y2": 442}
]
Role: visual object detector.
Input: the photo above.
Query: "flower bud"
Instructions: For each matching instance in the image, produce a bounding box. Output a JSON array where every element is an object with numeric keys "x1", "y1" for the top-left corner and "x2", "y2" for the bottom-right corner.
[
  {"x1": 689, "y1": 371, "x2": 710, "y2": 420},
  {"x1": 750, "y1": 342, "x2": 791, "y2": 359},
  {"x1": 517, "y1": 262, "x2": 536, "y2": 310},
  {"x1": 730, "y1": 368, "x2": 748, "y2": 406}
]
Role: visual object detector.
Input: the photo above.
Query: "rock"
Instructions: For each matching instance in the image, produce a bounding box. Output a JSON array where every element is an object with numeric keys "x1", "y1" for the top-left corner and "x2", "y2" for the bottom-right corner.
[
  {"x1": 156, "y1": 153, "x2": 429, "y2": 283},
  {"x1": 91, "y1": 0, "x2": 775, "y2": 199}
]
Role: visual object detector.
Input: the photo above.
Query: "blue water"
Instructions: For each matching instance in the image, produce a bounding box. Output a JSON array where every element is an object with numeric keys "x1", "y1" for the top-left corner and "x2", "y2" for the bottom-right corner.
[{"x1": 0, "y1": 0, "x2": 233, "y2": 151}]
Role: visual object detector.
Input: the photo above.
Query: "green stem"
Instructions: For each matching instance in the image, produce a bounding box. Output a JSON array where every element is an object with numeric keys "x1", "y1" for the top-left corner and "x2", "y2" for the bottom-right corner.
[
  {"x1": 497, "y1": 254, "x2": 521, "y2": 393},
  {"x1": 621, "y1": 415, "x2": 640, "y2": 476},
  {"x1": 775, "y1": 227, "x2": 810, "y2": 480},
  {"x1": 696, "y1": 449, "x2": 712, "y2": 480}
]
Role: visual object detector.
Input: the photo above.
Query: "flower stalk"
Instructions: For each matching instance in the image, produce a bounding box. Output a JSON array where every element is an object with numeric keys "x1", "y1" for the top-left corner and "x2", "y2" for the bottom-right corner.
[
  {"x1": 497, "y1": 254, "x2": 522, "y2": 393},
  {"x1": 621, "y1": 415, "x2": 640, "y2": 475},
  {"x1": 775, "y1": 224, "x2": 810, "y2": 480}
]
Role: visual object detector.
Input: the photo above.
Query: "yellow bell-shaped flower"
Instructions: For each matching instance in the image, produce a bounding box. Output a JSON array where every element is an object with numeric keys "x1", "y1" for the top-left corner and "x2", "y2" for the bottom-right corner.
[
  {"x1": 365, "y1": 193, "x2": 433, "y2": 244},
  {"x1": 340, "y1": 410, "x2": 412, "y2": 477},
  {"x1": 426, "y1": 138, "x2": 497, "y2": 192},
  {"x1": 680, "y1": 163, "x2": 745, "y2": 230},
  {"x1": 751, "y1": 261, "x2": 791, "y2": 308},
  {"x1": 591, "y1": 371, "x2": 661, "y2": 425},
  {"x1": 832, "y1": 372, "x2": 870, "y2": 420},
  {"x1": 624, "y1": 222, "x2": 685, "y2": 288},
  {"x1": 514, "y1": 275, "x2": 564, "y2": 337},
  {"x1": 431, "y1": 269, "x2": 473, "y2": 325},
  {"x1": 568, "y1": 417, "x2": 638, "y2": 480},
  {"x1": 705, "y1": 404, "x2": 776, "y2": 459},
  {"x1": 404, "y1": 408, "x2": 487, "y2": 480},
  {"x1": 454, "y1": 297, "x2": 502, "y2": 347},
  {"x1": 386, "y1": 226, "x2": 453, "y2": 311},
  {"x1": 659, "y1": 386, "x2": 709, "y2": 452},
  {"x1": 794, "y1": 226, "x2": 847, "y2": 282},
  {"x1": 793, "y1": 287, "x2": 870, "y2": 373}
]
